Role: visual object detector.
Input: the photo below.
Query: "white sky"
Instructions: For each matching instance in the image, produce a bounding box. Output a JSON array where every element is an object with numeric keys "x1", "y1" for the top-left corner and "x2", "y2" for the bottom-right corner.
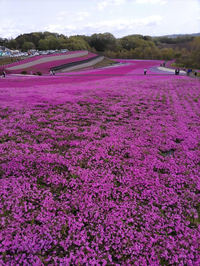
[{"x1": 0, "y1": 0, "x2": 200, "y2": 38}]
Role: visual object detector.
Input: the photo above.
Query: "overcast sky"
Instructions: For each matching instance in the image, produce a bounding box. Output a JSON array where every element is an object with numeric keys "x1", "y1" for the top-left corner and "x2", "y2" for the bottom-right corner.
[{"x1": 0, "y1": 0, "x2": 200, "y2": 38}]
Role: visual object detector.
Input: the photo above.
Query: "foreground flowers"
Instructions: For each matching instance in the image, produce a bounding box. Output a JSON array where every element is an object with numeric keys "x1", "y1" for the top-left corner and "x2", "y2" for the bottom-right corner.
[{"x1": 0, "y1": 71, "x2": 200, "y2": 264}]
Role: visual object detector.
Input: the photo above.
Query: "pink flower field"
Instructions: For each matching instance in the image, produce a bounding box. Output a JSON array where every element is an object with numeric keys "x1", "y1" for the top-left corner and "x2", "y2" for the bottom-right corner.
[{"x1": 0, "y1": 60, "x2": 200, "y2": 265}]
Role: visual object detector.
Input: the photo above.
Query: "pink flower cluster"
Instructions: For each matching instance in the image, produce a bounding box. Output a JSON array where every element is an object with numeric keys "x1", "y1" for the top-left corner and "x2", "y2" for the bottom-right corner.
[{"x1": 0, "y1": 61, "x2": 200, "y2": 265}]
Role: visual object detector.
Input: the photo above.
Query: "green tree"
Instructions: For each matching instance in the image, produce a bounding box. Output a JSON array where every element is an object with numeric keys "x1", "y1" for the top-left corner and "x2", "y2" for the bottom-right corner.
[
  {"x1": 90, "y1": 33, "x2": 117, "y2": 51},
  {"x1": 22, "y1": 41, "x2": 35, "y2": 51},
  {"x1": 30, "y1": 32, "x2": 44, "y2": 49},
  {"x1": 119, "y1": 35, "x2": 149, "y2": 51},
  {"x1": 46, "y1": 36, "x2": 61, "y2": 50},
  {"x1": 58, "y1": 37, "x2": 69, "y2": 49},
  {"x1": 160, "y1": 48, "x2": 174, "y2": 60},
  {"x1": 7, "y1": 39, "x2": 17, "y2": 49},
  {"x1": 66, "y1": 36, "x2": 90, "y2": 50},
  {"x1": 38, "y1": 39, "x2": 49, "y2": 50}
]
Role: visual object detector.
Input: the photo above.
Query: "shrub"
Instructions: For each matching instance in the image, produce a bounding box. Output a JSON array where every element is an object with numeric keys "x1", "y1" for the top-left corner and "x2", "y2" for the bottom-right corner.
[{"x1": 21, "y1": 71, "x2": 27, "y2": 75}]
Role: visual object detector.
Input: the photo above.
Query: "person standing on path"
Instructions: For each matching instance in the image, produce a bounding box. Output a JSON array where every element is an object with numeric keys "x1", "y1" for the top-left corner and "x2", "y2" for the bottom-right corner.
[
  {"x1": 2, "y1": 70, "x2": 6, "y2": 78},
  {"x1": 144, "y1": 69, "x2": 147, "y2": 75}
]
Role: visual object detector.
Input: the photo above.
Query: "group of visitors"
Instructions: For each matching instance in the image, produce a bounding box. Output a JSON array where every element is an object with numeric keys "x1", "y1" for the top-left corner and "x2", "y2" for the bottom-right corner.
[
  {"x1": 160, "y1": 62, "x2": 166, "y2": 67},
  {"x1": 143, "y1": 66, "x2": 198, "y2": 77},
  {"x1": 0, "y1": 66, "x2": 198, "y2": 78},
  {"x1": 1, "y1": 69, "x2": 57, "y2": 77},
  {"x1": 186, "y1": 69, "x2": 198, "y2": 77},
  {"x1": 175, "y1": 68, "x2": 198, "y2": 77},
  {"x1": 50, "y1": 70, "x2": 55, "y2": 76}
]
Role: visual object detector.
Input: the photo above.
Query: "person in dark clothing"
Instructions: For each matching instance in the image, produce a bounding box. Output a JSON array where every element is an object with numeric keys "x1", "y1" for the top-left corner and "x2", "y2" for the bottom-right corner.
[
  {"x1": 144, "y1": 69, "x2": 147, "y2": 75},
  {"x1": 187, "y1": 69, "x2": 193, "y2": 76},
  {"x1": 2, "y1": 70, "x2": 6, "y2": 78}
]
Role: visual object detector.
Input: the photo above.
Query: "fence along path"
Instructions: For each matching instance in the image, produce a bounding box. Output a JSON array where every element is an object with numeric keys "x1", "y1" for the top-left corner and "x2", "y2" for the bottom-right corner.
[{"x1": 51, "y1": 56, "x2": 104, "y2": 72}]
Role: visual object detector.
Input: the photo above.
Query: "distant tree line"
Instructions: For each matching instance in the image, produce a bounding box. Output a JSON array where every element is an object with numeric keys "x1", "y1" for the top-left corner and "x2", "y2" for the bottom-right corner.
[{"x1": 0, "y1": 31, "x2": 199, "y2": 68}]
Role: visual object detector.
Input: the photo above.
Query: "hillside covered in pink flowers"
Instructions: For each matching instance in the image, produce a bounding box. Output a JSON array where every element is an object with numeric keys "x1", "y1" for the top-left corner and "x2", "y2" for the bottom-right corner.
[
  {"x1": 3, "y1": 51, "x2": 98, "y2": 75},
  {"x1": 0, "y1": 60, "x2": 200, "y2": 265}
]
